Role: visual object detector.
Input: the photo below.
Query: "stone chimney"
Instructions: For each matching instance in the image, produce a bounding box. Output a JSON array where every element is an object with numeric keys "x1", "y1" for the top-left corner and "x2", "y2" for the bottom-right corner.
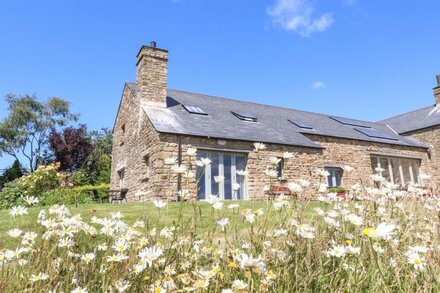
[
  {"x1": 136, "y1": 41, "x2": 168, "y2": 108},
  {"x1": 434, "y1": 75, "x2": 440, "y2": 107}
]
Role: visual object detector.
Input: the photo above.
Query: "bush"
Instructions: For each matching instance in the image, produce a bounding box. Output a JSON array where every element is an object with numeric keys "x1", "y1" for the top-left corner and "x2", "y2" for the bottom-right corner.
[
  {"x1": 39, "y1": 183, "x2": 110, "y2": 206},
  {"x1": 328, "y1": 186, "x2": 346, "y2": 193},
  {"x1": 0, "y1": 179, "x2": 23, "y2": 209},
  {"x1": 18, "y1": 162, "x2": 65, "y2": 196}
]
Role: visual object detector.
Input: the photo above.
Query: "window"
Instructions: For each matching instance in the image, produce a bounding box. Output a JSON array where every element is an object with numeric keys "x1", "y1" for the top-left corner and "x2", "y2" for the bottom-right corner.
[
  {"x1": 196, "y1": 151, "x2": 247, "y2": 200},
  {"x1": 231, "y1": 111, "x2": 258, "y2": 122},
  {"x1": 182, "y1": 105, "x2": 208, "y2": 115},
  {"x1": 330, "y1": 116, "x2": 371, "y2": 128},
  {"x1": 355, "y1": 128, "x2": 399, "y2": 141},
  {"x1": 276, "y1": 158, "x2": 284, "y2": 178},
  {"x1": 371, "y1": 156, "x2": 421, "y2": 187},
  {"x1": 120, "y1": 124, "x2": 126, "y2": 146},
  {"x1": 117, "y1": 169, "x2": 125, "y2": 189},
  {"x1": 288, "y1": 119, "x2": 313, "y2": 130},
  {"x1": 144, "y1": 155, "x2": 152, "y2": 178},
  {"x1": 325, "y1": 167, "x2": 343, "y2": 187}
]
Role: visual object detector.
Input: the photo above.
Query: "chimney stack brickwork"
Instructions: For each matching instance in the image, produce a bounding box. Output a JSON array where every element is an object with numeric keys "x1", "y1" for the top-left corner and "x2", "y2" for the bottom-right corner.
[
  {"x1": 435, "y1": 75, "x2": 440, "y2": 106},
  {"x1": 136, "y1": 43, "x2": 168, "y2": 108}
]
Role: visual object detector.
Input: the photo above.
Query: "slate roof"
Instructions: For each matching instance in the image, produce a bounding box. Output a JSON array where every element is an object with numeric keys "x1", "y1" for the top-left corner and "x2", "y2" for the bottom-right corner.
[
  {"x1": 126, "y1": 83, "x2": 427, "y2": 149},
  {"x1": 380, "y1": 105, "x2": 440, "y2": 134}
]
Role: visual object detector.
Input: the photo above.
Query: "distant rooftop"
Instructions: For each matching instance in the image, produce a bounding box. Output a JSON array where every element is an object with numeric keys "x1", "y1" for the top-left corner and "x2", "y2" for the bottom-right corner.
[{"x1": 380, "y1": 105, "x2": 440, "y2": 134}]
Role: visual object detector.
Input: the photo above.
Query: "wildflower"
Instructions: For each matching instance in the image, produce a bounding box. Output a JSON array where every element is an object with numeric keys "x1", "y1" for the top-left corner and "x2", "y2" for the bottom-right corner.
[
  {"x1": 153, "y1": 200, "x2": 167, "y2": 208},
  {"x1": 139, "y1": 245, "x2": 163, "y2": 267},
  {"x1": 244, "y1": 212, "x2": 255, "y2": 224},
  {"x1": 253, "y1": 142, "x2": 266, "y2": 152},
  {"x1": 24, "y1": 196, "x2": 39, "y2": 205},
  {"x1": 107, "y1": 254, "x2": 129, "y2": 263},
  {"x1": 372, "y1": 174, "x2": 385, "y2": 182},
  {"x1": 345, "y1": 245, "x2": 361, "y2": 255},
  {"x1": 236, "y1": 170, "x2": 248, "y2": 176},
  {"x1": 287, "y1": 182, "x2": 302, "y2": 193},
  {"x1": 296, "y1": 224, "x2": 316, "y2": 239},
  {"x1": 345, "y1": 214, "x2": 363, "y2": 226},
  {"x1": 30, "y1": 272, "x2": 49, "y2": 283},
  {"x1": 362, "y1": 222, "x2": 395, "y2": 239},
  {"x1": 217, "y1": 218, "x2": 229, "y2": 231},
  {"x1": 228, "y1": 203, "x2": 240, "y2": 209},
  {"x1": 200, "y1": 157, "x2": 212, "y2": 166},
  {"x1": 214, "y1": 175, "x2": 225, "y2": 183},
  {"x1": 283, "y1": 151, "x2": 293, "y2": 159},
  {"x1": 186, "y1": 147, "x2": 197, "y2": 156},
  {"x1": 264, "y1": 169, "x2": 278, "y2": 178},
  {"x1": 232, "y1": 183, "x2": 241, "y2": 191},
  {"x1": 9, "y1": 206, "x2": 28, "y2": 217},
  {"x1": 81, "y1": 253, "x2": 96, "y2": 264},
  {"x1": 114, "y1": 279, "x2": 131, "y2": 292},
  {"x1": 236, "y1": 253, "x2": 266, "y2": 271},
  {"x1": 269, "y1": 157, "x2": 281, "y2": 165},
  {"x1": 326, "y1": 245, "x2": 346, "y2": 258},
  {"x1": 7, "y1": 228, "x2": 23, "y2": 238},
  {"x1": 22, "y1": 232, "x2": 38, "y2": 245},
  {"x1": 407, "y1": 252, "x2": 425, "y2": 270},
  {"x1": 213, "y1": 201, "x2": 224, "y2": 210},
  {"x1": 177, "y1": 189, "x2": 191, "y2": 199},
  {"x1": 164, "y1": 157, "x2": 177, "y2": 165},
  {"x1": 343, "y1": 165, "x2": 354, "y2": 173},
  {"x1": 232, "y1": 279, "x2": 248, "y2": 290},
  {"x1": 315, "y1": 168, "x2": 330, "y2": 177},
  {"x1": 171, "y1": 164, "x2": 187, "y2": 174},
  {"x1": 71, "y1": 287, "x2": 88, "y2": 293}
]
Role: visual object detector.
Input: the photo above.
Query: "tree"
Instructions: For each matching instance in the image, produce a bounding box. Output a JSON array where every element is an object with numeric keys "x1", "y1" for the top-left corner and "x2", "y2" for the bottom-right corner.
[
  {"x1": 0, "y1": 160, "x2": 24, "y2": 189},
  {"x1": 84, "y1": 128, "x2": 113, "y2": 184},
  {"x1": 48, "y1": 124, "x2": 94, "y2": 172},
  {"x1": 0, "y1": 94, "x2": 77, "y2": 172}
]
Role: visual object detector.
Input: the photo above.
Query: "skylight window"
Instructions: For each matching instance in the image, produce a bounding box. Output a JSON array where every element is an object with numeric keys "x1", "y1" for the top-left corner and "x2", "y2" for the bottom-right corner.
[
  {"x1": 288, "y1": 119, "x2": 313, "y2": 129},
  {"x1": 354, "y1": 128, "x2": 399, "y2": 141},
  {"x1": 330, "y1": 116, "x2": 371, "y2": 128},
  {"x1": 183, "y1": 105, "x2": 207, "y2": 115},
  {"x1": 231, "y1": 111, "x2": 258, "y2": 122}
]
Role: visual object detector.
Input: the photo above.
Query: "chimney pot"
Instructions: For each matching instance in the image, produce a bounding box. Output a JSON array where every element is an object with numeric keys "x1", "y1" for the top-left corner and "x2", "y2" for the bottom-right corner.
[
  {"x1": 436, "y1": 75, "x2": 440, "y2": 87},
  {"x1": 150, "y1": 41, "x2": 156, "y2": 48}
]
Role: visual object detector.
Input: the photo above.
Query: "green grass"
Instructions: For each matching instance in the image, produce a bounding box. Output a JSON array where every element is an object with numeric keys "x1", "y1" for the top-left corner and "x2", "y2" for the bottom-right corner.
[{"x1": 0, "y1": 200, "x2": 322, "y2": 247}]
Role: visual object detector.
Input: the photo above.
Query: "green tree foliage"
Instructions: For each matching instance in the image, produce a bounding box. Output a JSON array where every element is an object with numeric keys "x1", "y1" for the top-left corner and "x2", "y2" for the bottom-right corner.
[
  {"x1": 0, "y1": 160, "x2": 23, "y2": 189},
  {"x1": 83, "y1": 128, "x2": 112, "y2": 184},
  {"x1": 0, "y1": 94, "x2": 77, "y2": 172}
]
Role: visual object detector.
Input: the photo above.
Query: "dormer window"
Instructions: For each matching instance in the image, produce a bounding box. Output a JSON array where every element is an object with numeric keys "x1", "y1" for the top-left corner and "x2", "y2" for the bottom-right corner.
[
  {"x1": 183, "y1": 105, "x2": 208, "y2": 115},
  {"x1": 231, "y1": 111, "x2": 258, "y2": 122}
]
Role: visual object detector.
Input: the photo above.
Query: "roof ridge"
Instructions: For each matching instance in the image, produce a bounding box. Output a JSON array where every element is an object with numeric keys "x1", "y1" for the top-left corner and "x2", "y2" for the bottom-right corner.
[{"x1": 379, "y1": 104, "x2": 435, "y2": 123}]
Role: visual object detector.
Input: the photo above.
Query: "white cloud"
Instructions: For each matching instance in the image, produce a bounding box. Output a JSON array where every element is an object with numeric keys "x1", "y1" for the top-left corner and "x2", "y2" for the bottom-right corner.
[
  {"x1": 311, "y1": 81, "x2": 325, "y2": 89},
  {"x1": 267, "y1": 0, "x2": 334, "y2": 37}
]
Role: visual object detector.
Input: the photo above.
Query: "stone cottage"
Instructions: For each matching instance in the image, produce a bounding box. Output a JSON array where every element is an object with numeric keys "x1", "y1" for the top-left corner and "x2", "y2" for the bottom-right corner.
[{"x1": 110, "y1": 42, "x2": 438, "y2": 201}]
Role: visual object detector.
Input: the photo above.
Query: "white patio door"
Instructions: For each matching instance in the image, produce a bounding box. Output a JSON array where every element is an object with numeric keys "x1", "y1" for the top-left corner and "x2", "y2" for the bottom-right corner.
[{"x1": 196, "y1": 151, "x2": 247, "y2": 200}]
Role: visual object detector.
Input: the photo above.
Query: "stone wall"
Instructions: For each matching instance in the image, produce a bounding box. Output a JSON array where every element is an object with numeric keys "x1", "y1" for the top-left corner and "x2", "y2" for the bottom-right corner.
[
  {"x1": 112, "y1": 113, "x2": 430, "y2": 200},
  {"x1": 110, "y1": 84, "x2": 167, "y2": 201},
  {"x1": 405, "y1": 125, "x2": 440, "y2": 189}
]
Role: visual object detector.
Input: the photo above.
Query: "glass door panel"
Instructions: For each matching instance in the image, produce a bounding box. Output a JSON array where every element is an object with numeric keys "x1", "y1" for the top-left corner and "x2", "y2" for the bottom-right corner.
[
  {"x1": 210, "y1": 153, "x2": 220, "y2": 197},
  {"x1": 223, "y1": 154, "x2": 232, "y2": 200}
]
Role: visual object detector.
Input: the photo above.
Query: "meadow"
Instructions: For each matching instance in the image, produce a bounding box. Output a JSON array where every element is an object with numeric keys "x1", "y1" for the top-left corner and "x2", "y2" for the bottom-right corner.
[{"x1": 1, "y1": 145, "x2": 439, "y2": 292}]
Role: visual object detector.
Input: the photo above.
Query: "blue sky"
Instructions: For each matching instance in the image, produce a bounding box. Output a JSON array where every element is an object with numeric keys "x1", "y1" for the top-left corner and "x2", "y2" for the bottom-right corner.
[{"x1": 1, "y1": 0, "x2": 440, "y2": 168}]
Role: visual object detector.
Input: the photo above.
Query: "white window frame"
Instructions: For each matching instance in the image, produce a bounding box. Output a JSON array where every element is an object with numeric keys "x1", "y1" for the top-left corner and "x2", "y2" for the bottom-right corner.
[
  {"x1": 372, "y1": 155, "x2": 422, "y2": 186},
  {"x1": 197, "y1": 151, "x2": 248, "y2": 200},
  {"x1": 325, "y1": 167, "x2": 343, "y2": 187}
]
